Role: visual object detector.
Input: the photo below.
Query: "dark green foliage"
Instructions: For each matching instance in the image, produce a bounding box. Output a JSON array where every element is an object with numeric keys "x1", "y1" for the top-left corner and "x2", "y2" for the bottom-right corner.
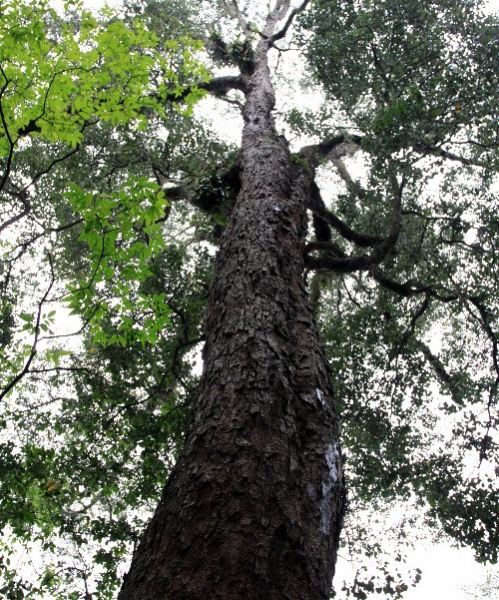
[
  {"x1": 301, "y1": 0, "x2": 498, "y2": 162},
  {"x1": 297, "y1": 2, "x2": 499, "y2": 576}
]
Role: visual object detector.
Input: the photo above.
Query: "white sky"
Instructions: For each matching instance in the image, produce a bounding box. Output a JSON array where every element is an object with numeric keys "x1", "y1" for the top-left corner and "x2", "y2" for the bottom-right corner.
[{"x1": 403, "y1": 545, "x2": 487, "y2": 599}]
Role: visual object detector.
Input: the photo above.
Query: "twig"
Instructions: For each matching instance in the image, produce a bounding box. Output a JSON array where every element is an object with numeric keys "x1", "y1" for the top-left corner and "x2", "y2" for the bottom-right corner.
[{"x1": 0, "y1": 253, "x2": 56, "y2": 402}]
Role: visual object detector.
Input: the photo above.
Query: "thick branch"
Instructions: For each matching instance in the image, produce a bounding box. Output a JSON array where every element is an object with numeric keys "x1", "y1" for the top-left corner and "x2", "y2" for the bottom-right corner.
[
  {"x1": 304, "y1": 254, "x2": 372, "y2": 273},
  {"x1": 161, "y1": 76, "x2": 248, "y2": 104},
  {"x1": 308, "y1": 182, "x2": 383, "y2": 248},
  {"x1": 305, "y1": 240, "x2": 347, "y2": 259},
  {"x1": 307, "y1": 166, "x2": 403, "y2": 268},
  {"x1": 162, "y1": 185, "x2": 188, "y2": 202},
  {"x1": 298, "y1": 134, "x2": 362, "y2": 169},
  {"x1": 197, "y1": 75, "x2": 248, "y2": 97}
]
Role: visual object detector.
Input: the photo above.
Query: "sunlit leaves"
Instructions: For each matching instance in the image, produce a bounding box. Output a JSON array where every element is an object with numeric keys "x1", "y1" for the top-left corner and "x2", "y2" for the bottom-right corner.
[
  {"x1": 64, "y1": 176, "x2": 172, "y2": 347},
  {"x1": 0, "y1": 2, "x2": 212, "y2": 595},
  {"x1": 0, "y1": 0, "x2": 208, "y2": 158}
]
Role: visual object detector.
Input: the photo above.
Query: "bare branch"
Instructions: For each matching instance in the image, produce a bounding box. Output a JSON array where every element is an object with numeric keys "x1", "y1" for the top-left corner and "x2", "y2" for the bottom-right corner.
[
  {"x1": 270, "y1": 0, "x2": 290, "y2": 21},
  {"x1": 272, "y1": 0, "x2": 311, "y2": 42},
  {"x1": 222, "y1": 0, "x2": 253, "y2": 37},
  {"x1": 261, "y1": 0, "x2": 295, "y2": 39},
  {"x1": 332, "y1": 157, "x2": 354, "y2": 185},
  {"x1": 307, "y1": 181, "x2": 383, "y2": 248}
]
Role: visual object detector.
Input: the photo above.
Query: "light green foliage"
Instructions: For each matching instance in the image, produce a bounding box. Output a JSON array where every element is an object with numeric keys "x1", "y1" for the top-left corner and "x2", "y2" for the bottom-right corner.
[
  {"x1": 65, "y1": 176, "x2": 172, "y2": 347},
  {"x1": 0, "y1": 0, "x2": 207, "y2": 152},
  {"x1": 0, "y1": 0, "x2": 208, "y2": 372}
]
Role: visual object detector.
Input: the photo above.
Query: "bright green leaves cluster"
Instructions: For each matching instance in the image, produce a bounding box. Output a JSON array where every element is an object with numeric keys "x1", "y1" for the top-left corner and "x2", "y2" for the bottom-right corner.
[
  {"x1": 65, "y1": 176, "x2": 172, "y2": 347},
  {"x1": 0, "y1": 0, "x2": 210, "y2": 352},
  {"x1": 0, "y1": 0, "x2": 208, "y2": 156}
]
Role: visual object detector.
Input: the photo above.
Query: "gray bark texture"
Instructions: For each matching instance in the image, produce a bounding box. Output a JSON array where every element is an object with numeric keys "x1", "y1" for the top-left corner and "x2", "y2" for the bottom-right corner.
[{"x1": 118, "y1": 29, "x2": 345, "y2": 600}]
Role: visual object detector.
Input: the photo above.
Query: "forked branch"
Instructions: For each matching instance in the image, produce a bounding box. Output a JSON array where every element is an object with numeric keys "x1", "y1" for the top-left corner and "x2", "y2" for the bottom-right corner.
[
  {"x1": 307, "y1": 182, "x2": 383, "y2": 248},
  {"x1": 222, "y1": 0, "x2": 253, "y2": 37}
]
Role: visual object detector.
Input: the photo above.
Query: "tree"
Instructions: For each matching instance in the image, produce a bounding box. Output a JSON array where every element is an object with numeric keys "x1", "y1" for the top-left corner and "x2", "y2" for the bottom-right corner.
[{"x1": 0, "y1": 0, "x2": 497, "y2": 599}]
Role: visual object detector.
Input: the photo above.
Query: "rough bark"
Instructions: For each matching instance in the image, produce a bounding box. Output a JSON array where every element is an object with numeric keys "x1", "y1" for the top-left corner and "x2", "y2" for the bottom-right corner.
[{"x1": 118, "y1": 30, "x2": 344, "y2": 600}]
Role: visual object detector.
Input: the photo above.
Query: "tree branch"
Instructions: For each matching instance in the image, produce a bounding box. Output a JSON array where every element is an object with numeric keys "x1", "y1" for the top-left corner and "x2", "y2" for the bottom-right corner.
[
  {"x1": 416, "y1": 340, "x2": 462, "y2": 406},
  {"x1": 307, "y1": 181, "x2": 383, "y2": 248},
  {"x1": 0, "y1": 188, "x2": 31, "y2": 233},
  {"x1": 298, "y1": 134, "x2": 362, "y2": 168},
  {"x1": 222, "y1": 0, "x2": 253, "y2": 38},
  {"x1": 304, "y1": 253, "x2": 372, "y2": 273},
  {"x1": 389, "y1": 293, "x2": 430, "y2": 360},
  {"x1": 370, "y1": 266, "x2": 459, "y2": 302},
  {"x1": 370, "y1": 167, "x2": 404, "y2": 263},
  {"x1": 272, "y1": 0, "x2": 311, "y2": 42},
  {"x1": 194, "y1": 76, "x2": 248, "y2": 98},
  {"x1": 0, "y1": 68, "x2": 15, "y2": 195},
  {"x1": 305, "y1": 240, "x2": 347, "y2": 259},
  {"x1": 414, "y1": 142, "x2": 497, "y2": 170},
  {"x1": 0, "y1": 253, "x2": 56, "y2": 402},
  {"x1": 370, "y1": 267, "x2": 433, "y2": 298}
]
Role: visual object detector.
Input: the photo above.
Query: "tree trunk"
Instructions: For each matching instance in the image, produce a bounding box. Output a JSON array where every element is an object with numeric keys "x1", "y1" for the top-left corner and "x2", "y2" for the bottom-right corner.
[{"x1": 119, "y1": 34, "x2": 344, "y2": 600}]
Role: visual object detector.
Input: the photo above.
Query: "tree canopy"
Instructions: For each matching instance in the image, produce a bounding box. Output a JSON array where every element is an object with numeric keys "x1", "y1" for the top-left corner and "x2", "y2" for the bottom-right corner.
[{"x1": 0, "y1": 0, "x2": 497, "y2": 598}]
